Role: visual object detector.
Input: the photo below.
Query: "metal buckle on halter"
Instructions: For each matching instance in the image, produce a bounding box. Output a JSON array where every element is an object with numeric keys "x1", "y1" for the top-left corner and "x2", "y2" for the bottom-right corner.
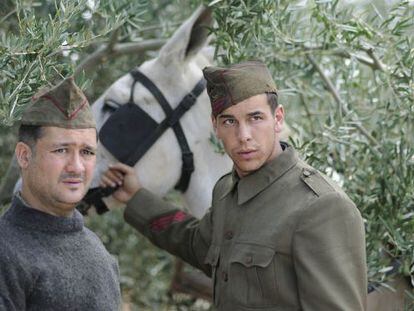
[{"x1": 181, "y1": 151, "x2": 195, "y2": 172}]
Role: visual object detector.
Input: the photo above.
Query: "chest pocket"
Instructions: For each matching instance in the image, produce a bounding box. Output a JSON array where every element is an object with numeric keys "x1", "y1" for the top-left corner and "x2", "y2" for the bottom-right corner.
[
  {"x1": 204, "y1": 245, "x2": 220, "y2": 306},
  {"x1": 229, "y1": 243, "x2": 278, "y2": 307}
]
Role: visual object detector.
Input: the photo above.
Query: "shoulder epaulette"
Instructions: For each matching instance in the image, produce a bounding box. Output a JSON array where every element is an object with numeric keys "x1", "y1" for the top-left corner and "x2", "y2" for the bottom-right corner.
[{"x1": 300, "y1": 167, "x2": 335, "y2": 197}]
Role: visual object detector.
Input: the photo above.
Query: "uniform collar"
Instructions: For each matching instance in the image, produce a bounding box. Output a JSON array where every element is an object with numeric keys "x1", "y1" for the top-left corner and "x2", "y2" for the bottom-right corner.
[
  {"x1": 220, "y1": 142, "x2": 299, "y2": 205},
  {"x1": 218, "y1": 168, "x2": 240, "y2": 200}
]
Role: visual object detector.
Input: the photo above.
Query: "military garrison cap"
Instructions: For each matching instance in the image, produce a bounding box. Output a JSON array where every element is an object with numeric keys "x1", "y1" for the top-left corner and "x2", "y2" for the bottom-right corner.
[
  {"x1": 203, "y1": 60, "x2": 278, "y2": 116},
  {"x1": 21, "y1": 77, "x2": 96, "y2": 129}
]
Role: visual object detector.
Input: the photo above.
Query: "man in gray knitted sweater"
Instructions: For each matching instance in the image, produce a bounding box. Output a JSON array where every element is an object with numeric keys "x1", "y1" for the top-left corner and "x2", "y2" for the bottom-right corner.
[{"x1": 0, "y1": 77, "x2": 121, "y2": 310}]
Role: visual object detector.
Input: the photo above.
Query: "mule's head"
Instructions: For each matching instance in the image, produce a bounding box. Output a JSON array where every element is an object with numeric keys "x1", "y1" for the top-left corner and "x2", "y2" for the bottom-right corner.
[
  {"x1": 90, "y1": 6, "x2": 222, "y2": 204},
  {"x1": 93, "y1": 6, "x2": 213, "y2": 129}
]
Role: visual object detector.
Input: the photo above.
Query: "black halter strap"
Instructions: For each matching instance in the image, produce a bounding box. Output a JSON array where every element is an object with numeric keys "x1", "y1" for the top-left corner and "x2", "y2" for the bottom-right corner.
[
  {"x1": 77, "y1": 69, "x2": 206, "y2": 214},
  {"x1": 128, "y1": 68, "x2": 205, "y2": 191}
]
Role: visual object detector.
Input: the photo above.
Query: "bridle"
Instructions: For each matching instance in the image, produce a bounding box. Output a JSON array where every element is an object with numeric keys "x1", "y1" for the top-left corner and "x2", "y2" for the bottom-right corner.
[{"x1": 77, "y1": 68, "x2": 206, "y2": 214}]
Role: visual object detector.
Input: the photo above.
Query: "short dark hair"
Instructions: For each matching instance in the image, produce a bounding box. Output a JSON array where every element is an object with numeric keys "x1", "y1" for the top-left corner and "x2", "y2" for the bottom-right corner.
[
  {"x1": 266, "y1": 92, "x2": 279, "y2": 113},
  {"x1": 18, "y1": 125, "x2": 44, "y2": 149}
]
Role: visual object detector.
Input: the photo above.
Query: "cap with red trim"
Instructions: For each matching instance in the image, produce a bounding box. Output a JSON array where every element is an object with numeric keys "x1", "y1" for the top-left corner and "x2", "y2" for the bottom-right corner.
[
  {"x1": 21, "y1": 76, "x2": 96, "y2": 129},
  {"x1": 203, "y1": 60, "x2": 278, "y2": 117}
]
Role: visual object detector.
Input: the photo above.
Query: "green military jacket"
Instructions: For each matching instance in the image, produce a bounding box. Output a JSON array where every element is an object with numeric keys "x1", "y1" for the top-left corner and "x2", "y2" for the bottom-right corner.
[{"x1": 124, "y1": 144, "x2": 367, "y2": 310}]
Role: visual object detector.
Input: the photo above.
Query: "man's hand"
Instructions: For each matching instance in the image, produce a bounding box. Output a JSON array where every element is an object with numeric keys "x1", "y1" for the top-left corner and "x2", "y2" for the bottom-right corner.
[{"x1": 100, "y1": 163, "x2": 141, "y2": 204}]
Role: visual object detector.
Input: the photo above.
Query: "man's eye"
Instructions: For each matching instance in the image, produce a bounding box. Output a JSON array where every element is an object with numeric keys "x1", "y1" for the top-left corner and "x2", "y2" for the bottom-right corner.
[
  {"x1": 251, "y1": 115, "x2": 263, "y2": 121},
  {"x1": 82, "y1": 149, "x2": 96, "y2": 156},
  {"x1": 53, "y1": 148, "x2": 67, "y2": 153},
  {"x1": 223, "y1": 119, "x2": 235, "y2": 125}
]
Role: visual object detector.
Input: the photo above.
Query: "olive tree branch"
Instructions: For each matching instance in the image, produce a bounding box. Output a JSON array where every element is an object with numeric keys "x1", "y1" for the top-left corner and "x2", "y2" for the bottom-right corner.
[
  {"x1": 306, "y1": 54, "x2": 381, "y2": 150},
  {"x1": 363, "y1": 47, "x2": 387, "y2": 72},
  {"x1": 107, "y1": 27, "x2": 121, "y2": 52},
  {"x1": 73, "y1": 39, "x2": 166, "y2": 77},
  {"x1": 303, "y1": 44, "x2": 387, "y2": 71},
  {"x1": 331, "y1": 49, "x2": 378, "y2": 70},
  {"x1": 8, "y1": 61, "x2": 36, "y2": 118},
  {"x1": 0, "y1": 9, "x2": 17, "y2": 24}
]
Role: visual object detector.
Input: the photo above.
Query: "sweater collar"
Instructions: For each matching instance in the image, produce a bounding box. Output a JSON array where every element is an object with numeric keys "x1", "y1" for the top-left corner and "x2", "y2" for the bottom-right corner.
[
  {"x1": 3, "y1": 194, "x2": 84, "y2": 233},
  {"x1": 220, "y1": 142, "x2": 298, "y2": 205}
]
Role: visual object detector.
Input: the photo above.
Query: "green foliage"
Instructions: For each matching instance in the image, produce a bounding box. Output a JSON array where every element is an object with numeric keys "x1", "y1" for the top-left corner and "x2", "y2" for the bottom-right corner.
[
  {"x1": 207, "y1": 0, "x2": 414, "y2": 288},
  {"x1": 0, "y1": 0, "x2": 204, "y2": 124},
  {"x1": 209, "y1": 132, "x2": 226, "y2": 155},
  {"x1": 0, "y1": 0, "x2": 147, "y2": 126},
  {"x1": 0, "y1": 125, "x2": 17, "y2": 179}
]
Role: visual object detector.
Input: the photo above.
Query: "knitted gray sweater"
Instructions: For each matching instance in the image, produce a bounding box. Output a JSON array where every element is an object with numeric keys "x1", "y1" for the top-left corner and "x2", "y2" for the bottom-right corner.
[{"x1": 0, "y1": 195, "x2": 121, "y2": 310}]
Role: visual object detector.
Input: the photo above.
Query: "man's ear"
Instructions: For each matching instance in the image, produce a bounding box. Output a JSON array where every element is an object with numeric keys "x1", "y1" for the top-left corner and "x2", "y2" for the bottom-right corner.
[
  {"x1": 274, "y1": 105, "x2": 285, "y2": 133},
  {"x1": 15, "y1": 142, "x2": 33, "y2": 169},
  {"x1": 211, "y1": 114, "x2": 219, "y2": 137}
]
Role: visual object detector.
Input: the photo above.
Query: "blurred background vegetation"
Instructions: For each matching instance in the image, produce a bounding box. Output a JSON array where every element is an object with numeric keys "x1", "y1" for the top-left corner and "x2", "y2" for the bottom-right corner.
[{"x1": 1, "y1": 0, "x2": 413, "y2": 309}]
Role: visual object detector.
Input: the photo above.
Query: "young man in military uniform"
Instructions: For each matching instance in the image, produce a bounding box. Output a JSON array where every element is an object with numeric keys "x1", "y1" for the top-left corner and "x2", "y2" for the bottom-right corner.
[
  {"x1": 0, "y1": 78, "x2": 121, "y2": 310},
  {"x1": 101, "y1": 60, "x2": 367, "y2": 310}
]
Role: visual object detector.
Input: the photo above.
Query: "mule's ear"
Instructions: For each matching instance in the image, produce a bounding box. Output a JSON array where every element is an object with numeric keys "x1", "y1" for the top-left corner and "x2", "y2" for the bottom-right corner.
[
  {"x1": 158, "y1": 6, "x2": 213, "y2": 64},
  {"x1": 201, "y1": 46, "x2": 215, "y2": 64}
]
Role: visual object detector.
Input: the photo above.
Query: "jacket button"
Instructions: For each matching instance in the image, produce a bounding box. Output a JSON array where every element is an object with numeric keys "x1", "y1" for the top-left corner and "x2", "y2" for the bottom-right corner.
[
  {"x1": 303, "y1": 169, "x2": 311, "y2": 177},
  {"x1": 245, "y1": 255, "x2": 253, "y2": 264},
  {"x1": 222, "y1": 271, "x2": 228, "y2": 282},
  {"x1": 224, "y1": 230, "x2": 234, "y2": 240}
]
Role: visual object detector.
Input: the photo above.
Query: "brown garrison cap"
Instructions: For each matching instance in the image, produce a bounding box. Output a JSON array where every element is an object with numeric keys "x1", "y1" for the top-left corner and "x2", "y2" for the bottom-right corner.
[
  {"x1": 21, "y1": 76, "x2": 96, "y2": 129},
  {"x1": 203, "y1": 60, "x2": 278, "y2": 116}
]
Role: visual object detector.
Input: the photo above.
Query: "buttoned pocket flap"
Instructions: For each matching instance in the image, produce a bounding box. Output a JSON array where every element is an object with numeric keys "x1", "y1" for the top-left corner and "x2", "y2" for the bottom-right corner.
[
  {"x1": 230, "y1": 243, "x2": 274, "y2": 268},
  {"x1": 204, "y1": 245, "x2": 220, "y2": 267}
]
